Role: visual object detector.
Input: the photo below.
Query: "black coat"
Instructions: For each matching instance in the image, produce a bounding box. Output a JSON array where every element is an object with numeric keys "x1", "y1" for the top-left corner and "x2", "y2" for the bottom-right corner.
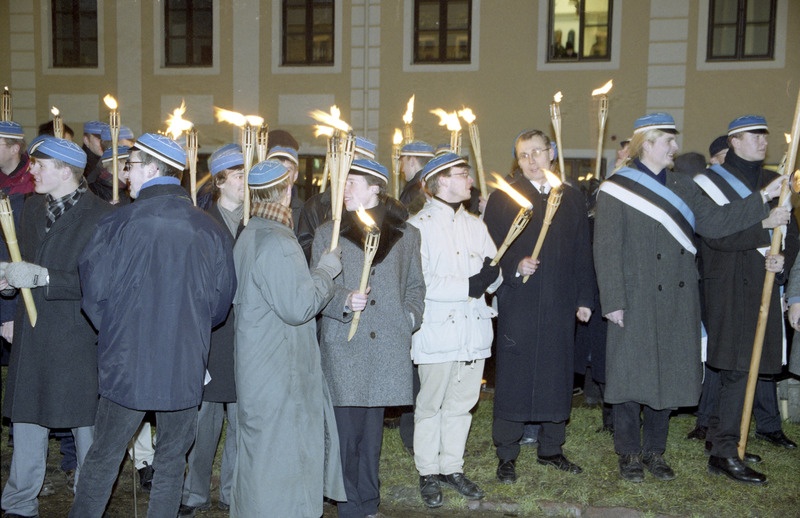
[
  {"x1": 701, "y1": 154, "x2": 799, "y2": 374},
  {"x1": 3, "y1": 191, "x2": 113, "y2": 427},
  {"x1": 79, "y1": 183, "x2": 237, "y2": 411},
  {"x1": 484, "y1": 181, "x2": 595, "y2": 422}
]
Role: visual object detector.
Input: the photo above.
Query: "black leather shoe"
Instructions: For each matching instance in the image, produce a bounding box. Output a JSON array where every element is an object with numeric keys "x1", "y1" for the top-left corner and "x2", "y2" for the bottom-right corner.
[
  {"x1": 537, "y1": 453, "x2": 583, "y2": 474},
  {"x1": 496, "y1": 459, "x2": 517, "y2": 484},
  {"x1": 708, "y1": 455, "x2": 767, "y2": 485},
  {"x1": 703, "y1": 442, "x2": 762, "y2": 464},
  {"x1": 438, "y1": 473, "x2": 485, "y2": 500},
  {"x1": 618, "y1": 453, "x2": 644, "y2": 482},
  {"x1": 686, "y1": 425, "x2": 707, "y2": 440},
  {"x1": 137, "y1": 462, "x2": 154, "y2": 492},
  {"x1": 642, "y1": 452, "x2": 676, "y2": 481},
  {"x1": 755, "y1": 430, "x2": 797, "y2": 449},
  {"x1": 177, "y1": 504, "x2": 197, "y2": 517},
  {"x1": 419, "y1": 475, "x2": 443, "y2": 508}
]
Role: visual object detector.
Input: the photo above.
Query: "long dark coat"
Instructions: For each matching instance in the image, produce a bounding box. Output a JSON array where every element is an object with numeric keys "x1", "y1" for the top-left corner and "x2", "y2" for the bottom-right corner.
[
  {"x1": 3, "y1": 191, "x2": 112, "y2": 428},
  {"x1": 594, "y1": 170, "x2": 769, "y2": 409},
  {"x1": 202, "y1": 202, "x2": 240, "y2": 403},
  {"x1": 483, "y1": 181, "x2": 595, "y2": 422},
  {"x1": 312, "y1": 198, "x2": 426, "y2": 408},
  {"x1": 700, "y1": 158, "x2": 799, "y2": 374}
]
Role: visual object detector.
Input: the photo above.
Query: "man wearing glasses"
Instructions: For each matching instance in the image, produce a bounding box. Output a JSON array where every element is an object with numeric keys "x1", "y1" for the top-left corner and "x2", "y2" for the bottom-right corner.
[{"x1": 483, "y1": 129, "x2": 595, "y2": 483}]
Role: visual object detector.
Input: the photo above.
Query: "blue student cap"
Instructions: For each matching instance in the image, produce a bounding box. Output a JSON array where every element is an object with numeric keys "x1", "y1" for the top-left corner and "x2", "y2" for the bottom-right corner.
[
  {"x1": 267, "y1": 145, "x2": 299, "y2": 165},
  {"x1": 31, "y1": 137, "x2": 87, "y2": 169},
  {"x1": 0, "y1": 121, "x2": 24, "y2": 140},
  {"x1": 633, "y1": 113, "x2": 678, "y2": 135},
  {"x1": 133, "y1": 133, "x2": 186, "y2": 171},
  {"x1": 421, "y1": 152, "x2": 467, "y2": 181},
  {"x1": 354, "y1": 136, "x2": 377, "y2": 159},
  {"x1": 101, "y1": 146, "x2": 131, "y2": 163},
  {"x1": 209, "y1": 147, "x2": 244, "y2": 176},
  {"x1": 83, "y1": 121, "x2": 108, "y2": 136},
  {"x1": 248, "y1": 159, "x2": 289, "y2": 189},
  {"x1": 101, "y1": 125, "x2": 135, "y2": 141},
  {"x1": 727, "y1": 115, "x2": 769, "y2": 136},
  {"x1": 400, "y1": 141, "x2": 435, "y2": 158},
  {"x1": 350, "y1": 158, "x2": 388, "y2": 183}
]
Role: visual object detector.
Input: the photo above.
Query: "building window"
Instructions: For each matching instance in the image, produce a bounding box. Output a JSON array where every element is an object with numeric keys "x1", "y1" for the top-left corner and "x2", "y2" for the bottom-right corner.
[
  {"x1": 52, "y1": 0, "x2": 98, "y2": 68},
  {"x1": 707, "y1": 0, "x2": 775, "y2": 60},
  {"x1": 164, "y1": 0, "x2": 213, "y2": 67},
  {"x1": 413, "y1": 0, "x2": 471, "y2": 64},
  {"x1": 282, "y1": 0, "x2": 335, "y2": 66},
  {"x1": 548, "y1": 0, "x2": 611, "y2": 62}
]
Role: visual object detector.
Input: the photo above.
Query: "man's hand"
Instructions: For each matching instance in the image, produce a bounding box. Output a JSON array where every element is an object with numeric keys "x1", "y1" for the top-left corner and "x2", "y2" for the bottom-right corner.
[
  {"x1": 576, "y1": 307, "x2": 592, "y2": 323},
  {"x1": 604, "y1": 309, "x2": 624, "y2": 327},
  {"x1": 763, "y1": 175, "x2": 787, "y2": 201},
  {"x1": 5, "y1": 262, "x2": 48, "y2": 288},
  {"x1": 790, "y1": 303, "x2": 800, "y2": 331},
  {"x1": 468, "y1": 257, "x2": 500, "y2": 298},
  {"x1": 316, "y1": 247, "x2": 342, "y2": 279},
  {"x1": 346, "y1": 286, "x2": 370, "y2": 312},
  {"x1": 516, "y1": 257, "x2": 540, "y2": 276},
  {"x1": 0, "y1": 321, "x2": 13, "y2": 343},
  {"x1": 762, "y1": 207, "x2": 790, "y2": 229},
  {"x1": 765, "y1": 253, "x2": 784, "y2": 273}
]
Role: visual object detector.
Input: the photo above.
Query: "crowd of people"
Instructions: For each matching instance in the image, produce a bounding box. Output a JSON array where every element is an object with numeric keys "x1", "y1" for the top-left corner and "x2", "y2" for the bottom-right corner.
[{"x1": 0, "y1": 109, "x2": 798, "y2": 518}]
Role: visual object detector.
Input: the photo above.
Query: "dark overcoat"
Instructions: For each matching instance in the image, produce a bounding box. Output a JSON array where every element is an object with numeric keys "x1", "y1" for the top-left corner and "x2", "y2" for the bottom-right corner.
[
  {"x1": 700, "y1": 158, "x2": 799, "y2": 374},
  {"x1": 79, "y1": 183, "x2": 236, "y2": 411},
  {"x1": 594, "y1": 169, "x2": 769, "y2": 409},
  {"x1": 3, "y1": 190, "x2": 112, "y2": 427},
  {"x1": 483, "y1": 181, "x2": 595, "y2": 422}
]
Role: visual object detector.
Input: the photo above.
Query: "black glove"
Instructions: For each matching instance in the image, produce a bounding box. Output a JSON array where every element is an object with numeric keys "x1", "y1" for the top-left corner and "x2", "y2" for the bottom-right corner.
[{"x1": 468, "y1": 257, "x2": 500, "y2": 298}]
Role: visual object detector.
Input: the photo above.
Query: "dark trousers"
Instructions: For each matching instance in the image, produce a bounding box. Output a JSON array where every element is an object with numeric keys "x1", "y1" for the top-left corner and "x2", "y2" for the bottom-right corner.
[
  {"x1": 493, "y1": 418, "x2": 566, "y2": 459},
  {"x1": 707, "y1": 369, "x2": 748, "y2": 458},
  {"x1": 696, "y1": 365, "x2": 782, "y2": 433},
  {"x1": 334, "y1": 406, "x2": 385, "y2": 518},
  {"x1": 399, "y1": 365, "x2": 420, "y2": 449},
  {"x1": 69, "y1": 397, "x2": 198, "y2": 518},
  {"x1": 613, "y1": 401, "x2": 670, "y2": 455}
]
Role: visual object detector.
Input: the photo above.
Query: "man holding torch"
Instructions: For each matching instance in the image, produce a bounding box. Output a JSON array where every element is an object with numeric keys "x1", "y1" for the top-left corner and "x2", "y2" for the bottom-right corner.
[
  {"x1": 407, "y1": 152, "x2": 500, "y2": 508},
  {"x1": 484, "y1": 129, "x2": 595, "y2": 483},
  {"x1": 696, "y1": 115, "x2": 797, "y2": 485},
  {"x1": 593, "y1": 113, "x2": 785, "y2": 484},
  {"x1": 0, "y1": 137, "x2": 112, "y2": 518},
  {"x1": 312, "y1": 158, "x2": 425, "y2": 518},
  {"x1": 72, "y1": 133, "x2": 236, "y2": 517}
]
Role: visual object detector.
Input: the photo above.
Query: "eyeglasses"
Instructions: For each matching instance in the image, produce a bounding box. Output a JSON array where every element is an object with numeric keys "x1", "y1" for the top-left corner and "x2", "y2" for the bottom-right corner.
[
  {"x1": 447, "y1": 172, "x2": 471, "y2": 178},
  {"x1": 517, "y1": 149, "x2": 549, "y2": 162},
  {"x1": 123, "y1": 161, "x2": 143, "y2": 171}
]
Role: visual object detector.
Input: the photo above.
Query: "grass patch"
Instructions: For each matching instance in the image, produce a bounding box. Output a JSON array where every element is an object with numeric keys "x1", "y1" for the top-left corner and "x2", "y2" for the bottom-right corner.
[{"x1": 378, "y1": 396, "x2": 800, "y2": 517}]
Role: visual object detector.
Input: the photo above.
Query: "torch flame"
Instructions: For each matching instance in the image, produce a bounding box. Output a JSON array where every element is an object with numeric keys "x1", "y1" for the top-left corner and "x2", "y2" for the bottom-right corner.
[
  {"x1": 592, "y1": 80, "x2": 613, "y2": 96},
  {"x1": 165, "y1": 100, "x2": 194, "y2": 139},
  {"x1": 458, "y1": 107, "x2": 476, "y2": 125},
  {"x1": 3, "y1": 87, "x2": 8, "y2": 93},
  {"x1": 309, "y1": 106, "x2": 351, "y2": 133},
  {"x1": 355, "y1": 205, "x2": 377, "y2": 230},
  {"x1": 553, "y1": 91, "x2": 563, "y2": 103},
  {"x1": 314, "y1": 125, "x2": 335, "y2": 138},
  {"x1": 393, "y1": 129, "x2": 403, "y2": 145},
  {"x1": 543, "y1": 169, "x2": 562, "y2": 189},
  {"x1": 215, "y1": 107, "x2": 247, "y2": 127},
  {"x1": 489, "y1": 172, "x2": 533, "y2": 210},
  {"x1": 786, "y1": 133, "x2": 792, "y2": 144},
  {"x1": 51, "y1": 106, "x2": 60, "y2": 116},
  {"x1": 245, "y1": 115, "x2": 264, "y2": 126},
  {"x1": 431, "y1": 109, "x2": 462, "y2": 132},
  {"x1": 103, "y1": 95, "x2": 118, "y2": 110},
  {"x1": 403, "y1": 95, "x2": 415, "y2": 124}
]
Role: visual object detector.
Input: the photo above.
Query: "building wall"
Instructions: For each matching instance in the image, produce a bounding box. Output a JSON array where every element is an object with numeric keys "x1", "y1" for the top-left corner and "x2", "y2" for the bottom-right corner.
[{"x1": 2, "y1": 0, "x2": 798, "y2": 179}]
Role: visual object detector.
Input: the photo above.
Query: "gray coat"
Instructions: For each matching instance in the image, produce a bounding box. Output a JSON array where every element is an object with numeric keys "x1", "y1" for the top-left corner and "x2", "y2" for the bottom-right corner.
[
  {"x1": 231, "y1": 216, "x2": 345, "y2": 516},
  {"x1": 594, "y1": 171, "x2": 768, "y2": 409},
  {"x1": 312, "y1": 199, "x2": 425, "y2": 407},
  {"x1": 3, "y1": 191, "x2": 112, "y2": 428}
]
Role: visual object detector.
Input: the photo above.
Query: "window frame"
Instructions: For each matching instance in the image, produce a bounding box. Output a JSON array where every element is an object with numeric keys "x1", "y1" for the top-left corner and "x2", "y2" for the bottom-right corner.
[
  {"x1": 546, "y1": 0, "x2": 613, "y2": 63},
  {"x1": 153, "y1": 0, "x2": 219, "y2": 76},
  {"x1": 403, "y1": 0, "x2": 480, "y2": 73},
  {"x1": 706, "y1": 0, "x2": 776, "y2": 62},
  {"x1": 163, "y1": 0, "x2": 214, "y2": 68},
  {"x1": 412, "y1": 0, "x2": 472, "y2": 65},
  {"x1": 51, "y1": 0, "x2": 99, "y2": 69},
  {"x1": 281, "y1": 0, "x2": 335, "y2": 67}
]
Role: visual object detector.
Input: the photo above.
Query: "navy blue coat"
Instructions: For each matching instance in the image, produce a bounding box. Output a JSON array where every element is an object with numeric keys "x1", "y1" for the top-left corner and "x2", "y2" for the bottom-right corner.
[{"x1": 79, "y1": 183, "x2": 236, "y2": 411}]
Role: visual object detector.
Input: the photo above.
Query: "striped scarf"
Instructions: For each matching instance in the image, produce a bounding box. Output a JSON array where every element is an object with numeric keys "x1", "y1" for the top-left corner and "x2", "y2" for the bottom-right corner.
[
  {"x1": 251, "y1": 200, "x2": 293, "y2": 230},
  {"x1": 46, "y1": 178, "x2": 88, "y2": 232}
]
